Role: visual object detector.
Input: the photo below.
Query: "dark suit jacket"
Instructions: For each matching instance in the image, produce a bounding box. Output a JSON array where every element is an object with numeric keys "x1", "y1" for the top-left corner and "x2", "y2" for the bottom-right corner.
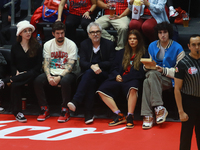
[{"x1": 79, "y1": 37, "x2": 115, "y2": 73}]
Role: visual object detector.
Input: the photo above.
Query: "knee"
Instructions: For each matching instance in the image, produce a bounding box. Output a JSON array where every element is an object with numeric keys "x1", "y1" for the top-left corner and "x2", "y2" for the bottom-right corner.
[
  {"x1": 129, "y1": 20, "x2": 141, "y2": 30},
  {"x1": 118, "y1": 24, "x2": 128, "y2": 32},
  {"x1": 34, "y1": 75, "x2": 45, "y2": 86},
  {"x1": 84, "y1": 69, "x2": 95, "y2": 76},
  {"x1": 146, "y1": 71, "x2": 160, "y2": 80}
]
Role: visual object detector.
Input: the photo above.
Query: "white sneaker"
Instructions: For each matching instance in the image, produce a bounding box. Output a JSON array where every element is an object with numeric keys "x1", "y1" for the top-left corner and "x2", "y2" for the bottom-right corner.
[
  {"x1": 0, "y1": 106, "x2": 5, "y2": 113},
  {"x1": 67, "y1": 102, "x2": 76, "y2": 112},
  {"x1": 142, "y1": 116, "x2": 153, "y2": 129},
  {"x1": 169, "y1": 6, "x2": 179, "y2": 17},
  {"x1": 0, "y1": 80, "x2": 5, "y2": 89},
  {"x1": 155, "y1": 106, "x2": 168, "y2": 124}
]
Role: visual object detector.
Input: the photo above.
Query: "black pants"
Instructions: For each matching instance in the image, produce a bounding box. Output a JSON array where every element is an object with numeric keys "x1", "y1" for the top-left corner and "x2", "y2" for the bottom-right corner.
[
  {"x1": 34, "y1": 73, "x2": 76, "y2": 108},
  {"x1": 73, "y1": 69, "x2": 108, "y2": 112},
  {"x1": 180, "y1": 93, "x2": 200, "y2": 150},
  {"x1": 5, "y1": 71, "x2": 39, "y2": 116},
  {"x1": 65, "y1": 13, "x2": 95, "y2": 43}
]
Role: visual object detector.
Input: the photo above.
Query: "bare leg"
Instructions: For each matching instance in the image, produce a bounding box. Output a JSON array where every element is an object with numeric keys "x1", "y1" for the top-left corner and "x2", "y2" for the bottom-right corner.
[
  {"x1": 98, "y1": 92, "x2": 119, "y2": 112},
  {"x1": 128, "y1": 89, "x2": 137, "y2": 114}
]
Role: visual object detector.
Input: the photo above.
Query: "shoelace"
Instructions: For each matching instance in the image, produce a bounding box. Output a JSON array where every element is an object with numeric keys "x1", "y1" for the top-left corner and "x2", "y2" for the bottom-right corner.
[
  {"x1": 60, "y1": 111, "x2": 67, "y2": 117},
  {"x1": 144, "y1": 116, "x2": 152, "y2": 121},
  {"x1": 17, "y1": 112, "x2": 24, "y2": 118},
  {"x1": 155, "y1": 106, "x2": 165, "y2": 117}
]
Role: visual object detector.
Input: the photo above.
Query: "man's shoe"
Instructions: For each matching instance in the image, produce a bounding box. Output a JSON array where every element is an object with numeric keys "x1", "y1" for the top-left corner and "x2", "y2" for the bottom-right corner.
[
  {"x1": 109, "y1": 112, "x2": 126, "y2": 126},
  {"x1": 57, "y1": 107, "x2": 70, "y2": 123},
  {"x1": 67, "y1": 100, "x2": 78, "y2": 112},
  {"x1": 155, "y1": 106, "x2": 168, "y2": 124},
  {"x1": 142, "y1": 116, "x2": 153, "y2": 129},
  {"x1": 0, "y1": 80, "x2": 5, "y2": 89},
  {"x1": 126, "y1": 114, "x2": 134, "y2": 129},
  {"x1": 37, "y1": 106, "x2": 50, "y2": 121},
  {"x1": 15, "y1": 112, "x2": 27, "y2": 123},
  {"x1": 0, "y1": 106, "x2": 5, "y2": 113},
  {"x1": 85, "y1": 112, "x2": 94, "y2": 124}
]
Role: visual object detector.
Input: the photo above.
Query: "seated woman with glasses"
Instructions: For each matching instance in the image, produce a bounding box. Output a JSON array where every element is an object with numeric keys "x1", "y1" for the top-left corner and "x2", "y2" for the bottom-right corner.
[
  {"x1": 0, "y1": 20, "x2": 43, "y2": 122},
  {"x1": 97, "y1": 29, "x2": 148, "y2": 128}
]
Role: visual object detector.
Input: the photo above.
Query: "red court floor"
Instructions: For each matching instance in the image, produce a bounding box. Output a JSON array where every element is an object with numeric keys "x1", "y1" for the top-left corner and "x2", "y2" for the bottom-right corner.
[{"x1": 0, "y1": 114, "x2": 198, "y2": 150}]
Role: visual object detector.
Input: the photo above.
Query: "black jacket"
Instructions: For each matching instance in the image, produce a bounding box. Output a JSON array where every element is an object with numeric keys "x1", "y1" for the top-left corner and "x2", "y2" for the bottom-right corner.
[
  {"x1": 108, "y1": 49, "x2": 149, "y2": 82},
  {"x1": 79, "y1": 37, "x2": 115, "y2": 73}
]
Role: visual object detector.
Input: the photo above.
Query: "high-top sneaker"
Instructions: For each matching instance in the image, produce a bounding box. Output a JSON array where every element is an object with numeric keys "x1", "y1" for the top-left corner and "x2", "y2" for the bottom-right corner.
[
  {"x1": 57, "y1": 107, "x2": 70, "y2": 123},
  {"x1": 37, "y1": 106, "x2": 50, "y2": 121}
]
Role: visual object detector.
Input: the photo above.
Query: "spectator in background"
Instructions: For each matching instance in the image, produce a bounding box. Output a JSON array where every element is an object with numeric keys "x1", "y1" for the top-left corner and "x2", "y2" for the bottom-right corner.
[
  {"x1": 0, "y1": 0, "x2": 21, "y2": 46},
  {"x1": 56, "y1": 0, "x2": 97, "y2": 45},
  {"x1": 128, "y1": 0, "x2": 169, "y2": 43},
  {"x1": 141, "y1": 22, "x2": 185, "y2": 129},
  {"x1": 97, "y1": 30, "x2": 148, "y2": 129},
  {"x1": 0, "y1": 0, "x2": 21, "y2": 28},
  {"x1": 67, "y1": 22, "x2": 115, "y2": 124},
  {"x1": 95, "y1": 0, "x2": 129, "y2": 51},
  {"x1": 34, "y1": 21, "x2": 80, "y2": 123},
  {"x1": 0, "y1": 20, "x2": 43, "y2": 122}
]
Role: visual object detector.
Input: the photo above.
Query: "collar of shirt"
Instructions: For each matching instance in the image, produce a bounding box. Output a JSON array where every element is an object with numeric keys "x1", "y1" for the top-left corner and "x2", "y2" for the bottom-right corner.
[
  {"x1": 93, "y1": 45, "x2": 100, "y2": 54},
  {"x1": 156, "y1": 39, "x2": 173, "y2": 50}
]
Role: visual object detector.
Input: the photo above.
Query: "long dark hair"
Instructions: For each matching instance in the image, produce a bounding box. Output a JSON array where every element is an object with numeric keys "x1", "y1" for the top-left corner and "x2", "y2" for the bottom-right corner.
[
  {"x1": 17, "y1": 35, "x2": 40, "y2": 57},
  {"x1": 122, "y1": 30, "x2": 145, "y2": 70}
]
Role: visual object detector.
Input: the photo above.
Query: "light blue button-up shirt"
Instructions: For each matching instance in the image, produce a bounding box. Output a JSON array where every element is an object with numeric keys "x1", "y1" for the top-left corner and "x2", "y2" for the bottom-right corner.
[{"x1": 128, "y1": 0, "x2": 169, "y2": 23}]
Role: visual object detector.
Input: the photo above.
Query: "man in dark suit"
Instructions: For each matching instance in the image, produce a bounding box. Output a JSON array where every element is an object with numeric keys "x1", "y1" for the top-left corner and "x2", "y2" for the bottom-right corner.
[{"x1": 67, "y1": 22, "x2": 115, "y2": 124}]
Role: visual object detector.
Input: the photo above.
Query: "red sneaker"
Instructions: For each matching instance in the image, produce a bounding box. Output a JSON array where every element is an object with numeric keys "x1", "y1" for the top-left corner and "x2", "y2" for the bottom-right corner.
[
  {"x1": 57, "y1": 107, "x2": 70, "y2": 123},
  {"x1": 37, "y1": 106, "x2": 50, "y2": 121}
]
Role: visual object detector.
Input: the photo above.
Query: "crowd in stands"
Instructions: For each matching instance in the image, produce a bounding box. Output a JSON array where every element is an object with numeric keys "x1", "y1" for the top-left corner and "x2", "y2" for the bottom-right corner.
[{"x1": 0, "y1": 1, "x2": 200, "y2": 149}]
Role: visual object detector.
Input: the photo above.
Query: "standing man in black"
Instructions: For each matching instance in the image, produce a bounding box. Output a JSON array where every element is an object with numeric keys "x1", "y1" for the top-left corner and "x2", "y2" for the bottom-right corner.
[
  {"x1": 67, "y1": 22, "x2": 115, "y2": 124},
  {"x1": 174, "y1": 34, "x2": 200, "y2": 150}
]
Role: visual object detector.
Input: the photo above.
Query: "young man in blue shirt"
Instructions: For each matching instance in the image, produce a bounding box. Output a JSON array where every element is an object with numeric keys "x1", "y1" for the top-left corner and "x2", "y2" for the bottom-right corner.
[{"x1": 141, "y1": 22, "x2": 185, "y2": 129}]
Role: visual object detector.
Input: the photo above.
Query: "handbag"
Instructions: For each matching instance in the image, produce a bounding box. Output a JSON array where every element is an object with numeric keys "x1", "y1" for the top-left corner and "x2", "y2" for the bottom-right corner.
[
  {"x1": 42, "y1": 5, "x2": 59, "y2": 22},
  {"x1": 174, "y1": 7, "x2": 190, "y2": 25}
]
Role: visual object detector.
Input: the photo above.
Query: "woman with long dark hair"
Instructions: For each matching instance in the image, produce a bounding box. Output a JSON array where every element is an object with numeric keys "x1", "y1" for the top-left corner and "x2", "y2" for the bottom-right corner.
[
  {"x1": 97, "y1": 29, "x2": 148, "y2": 128},
  {"x1": 0, "y1": 20, "x2": 43, "y2": 122}
]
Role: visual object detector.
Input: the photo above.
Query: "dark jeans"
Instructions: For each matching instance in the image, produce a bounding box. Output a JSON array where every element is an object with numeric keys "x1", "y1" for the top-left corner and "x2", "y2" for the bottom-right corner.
[
  {"x1": 73, "y1": 69, "x2": 108, "y2": 112},
  {"x1": 65, "y1": 13, "x2": 95, "y2": 43},
  {"x1": 180, "y1": 93, "x2": 200, "y2": 150},
  {"x1": 34, "y1": 73, "x2": 76, "y2": 108},
  {"x1": 8, "y1": 71, "x2": 39, "y2": 116}
]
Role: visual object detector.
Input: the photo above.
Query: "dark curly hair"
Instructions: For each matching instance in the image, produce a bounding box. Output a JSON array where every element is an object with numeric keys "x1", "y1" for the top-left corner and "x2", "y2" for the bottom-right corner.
[{"x1": 154, "y1": 22, "x2": 173, "y2": 40}]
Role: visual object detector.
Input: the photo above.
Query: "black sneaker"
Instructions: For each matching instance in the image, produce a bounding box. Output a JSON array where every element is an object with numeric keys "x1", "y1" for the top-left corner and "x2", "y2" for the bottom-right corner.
[
  {"x1": 85, "y1": 112, "x2": 94, "y2": 124},
  {"x1": 15, "y1": 112, "x2": 27, "y2": 123},
  {"x1": 109, "y1": 113, "x2": 126, "y2": 126},
  {"x1": 126, "y1": 114, "x2": 134, "y2": 129},
  {"x1": 67, "y1": 100, "x2": 78, "y2": 112}
]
